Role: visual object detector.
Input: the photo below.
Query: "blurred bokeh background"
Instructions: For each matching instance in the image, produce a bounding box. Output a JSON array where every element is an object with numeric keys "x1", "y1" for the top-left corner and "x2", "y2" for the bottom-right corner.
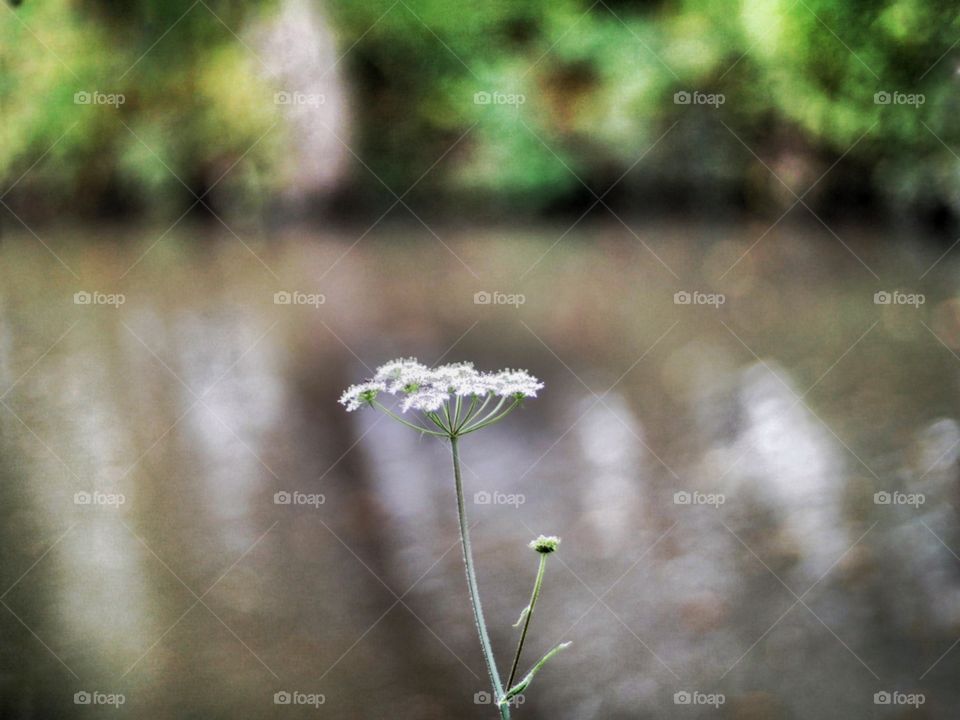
[{"x1": 2, "y1": 1, "x2": 960, "y2": 718}]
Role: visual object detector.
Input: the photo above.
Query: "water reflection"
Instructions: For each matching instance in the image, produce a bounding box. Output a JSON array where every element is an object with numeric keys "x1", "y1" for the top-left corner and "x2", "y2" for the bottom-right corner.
[
  {"x1": 733, "y1": 361, "x2": 851, "y2": 581},
  {"x1": 0, "y1": 224, "x2": 958, "y2": 718}
]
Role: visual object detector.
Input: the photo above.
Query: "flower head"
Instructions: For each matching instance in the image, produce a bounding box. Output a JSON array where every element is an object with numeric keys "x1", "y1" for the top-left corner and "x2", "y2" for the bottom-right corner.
[
  {"x1": 339, "y1": 381, "x2": 386, "y2": 412},
  {"x1": 340, "y1": 358, "x2": 544, "y2": 435},
  {"x1": 400, "y1": 385, "x2": 448, "y2": 412},
  {"x1": 374, "y1": 357, "x2": 431, "y2": 393},
  {"x1": 489, "y1": 369, "x2": 543, "y2": 398},
  {"x1": 529, "y1": 535, "x2": 561, "y2": 554}
]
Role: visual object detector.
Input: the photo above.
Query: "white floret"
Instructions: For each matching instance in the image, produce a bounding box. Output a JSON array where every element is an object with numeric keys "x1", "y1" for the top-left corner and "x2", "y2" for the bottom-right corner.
[
  {"x1": 374, "y1": 357, "x2": 431, "y2": 393},
  {"x1": 400, "y1": 386, "x2": 449, "y2": 412},
  {"x1": 489, "y1": 369, "x2": 544, "y2": 398},
  {"x1": 338, "y1": 381, "x2": 386, "y2": 411}
]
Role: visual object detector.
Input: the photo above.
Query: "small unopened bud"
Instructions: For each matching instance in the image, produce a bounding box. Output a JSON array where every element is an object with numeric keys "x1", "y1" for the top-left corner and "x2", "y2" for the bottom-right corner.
[{"x1": 529, "y1": 535, "x2": 560, "y2": 554}]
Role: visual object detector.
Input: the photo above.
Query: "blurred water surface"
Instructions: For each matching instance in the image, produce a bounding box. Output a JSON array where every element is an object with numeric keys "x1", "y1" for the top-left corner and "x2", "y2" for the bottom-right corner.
[{"x1": 1, "y1": 223, "x2": 959, "y2": 719}]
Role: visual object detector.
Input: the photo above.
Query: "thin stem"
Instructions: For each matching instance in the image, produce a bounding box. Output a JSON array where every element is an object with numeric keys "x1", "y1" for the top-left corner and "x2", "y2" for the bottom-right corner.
[
  {"x1": 459, "y1": 397, "x2": 508, "y2": 433},
  {"x1": 470, "y1": 395, "x2": 506, "y2": 425},
  {"x1": 455, "y1": 395, "x2": 479, "y2": 433},
  {"x1": 507, "y1": 553, "x2": 547, "y2": 690},
  {"x1": 424, "y1": 411, "x2": 450, "y2": 434},
  {"x1": 372, "y1": 402, "x2": 446, "y2": 436},
  {"x1": 457, "y1": 393, "x2": 490, "y2": 432},
  {"x1": 460, "y1": 398, "x2": 522, "y2": 435},
  {"x1": 450, "y1": 436, "x2": 506, "y2": 711},
  {"x1": 453, "y1": 395, "x2": 463, "y2": 428},
  {"x1": 477, "y1": 395, "x2": 509, "y2": 422}
]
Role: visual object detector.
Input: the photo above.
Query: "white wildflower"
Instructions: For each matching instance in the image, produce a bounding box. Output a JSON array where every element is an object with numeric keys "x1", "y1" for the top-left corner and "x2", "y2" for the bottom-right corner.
[
  {"x1": 341, "y1": 358, "x2": 543, "y2": 423},
  {"x1": 339, "y1": 381, "x2": 386, "y2": 411},
  {"x1": 489, "y1": 369, "x2": 544, "y2": 398},
  {"x1": 400, "y1": 386, "x2": 449, "y2": 412},
  {"x1": 374, "y1": 357, "x2": 431, "y2": 393},
  {"x1": 430, "y1": 362, "x2": 497, "y2": 396}
]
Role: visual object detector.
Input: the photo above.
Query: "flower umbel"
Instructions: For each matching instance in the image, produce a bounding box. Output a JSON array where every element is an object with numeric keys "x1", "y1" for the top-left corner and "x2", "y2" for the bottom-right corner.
[{"x1": 339, "y1": 358, "x2": 543, "y2": 437}]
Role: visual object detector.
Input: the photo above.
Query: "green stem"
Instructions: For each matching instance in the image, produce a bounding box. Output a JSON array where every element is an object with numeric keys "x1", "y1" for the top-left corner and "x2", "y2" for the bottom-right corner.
[
  {"x1": 449, "y1": 437, "x2": 507, "y2": 717},
  {"x1": 460, "y1": 399, "x2": 521, "y2": 435},
  {"x1": 459, "y1": 396, "x2": 506, "y2": 432},
  {"x1": 455, "y1": 395, "x2": 480, "y2": 433},
  {"x1": 372, "y1": 402, "x2": 446, "y2": 436},
  {"x1": 506, "y1": 553, "x2": 547, "y2": 690},
  {"x1": 453, "y1": 394, "x2": 463, "y2": 428},
  {"x1": 425, "y1": 411, "x2": 450, "y2": 434}
]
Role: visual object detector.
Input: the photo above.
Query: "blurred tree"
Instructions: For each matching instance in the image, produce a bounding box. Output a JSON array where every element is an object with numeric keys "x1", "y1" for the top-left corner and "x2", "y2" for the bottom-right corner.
[
  {"x1": 327, "y1": 0, "x2": 960, "y2": 223},
  {"x1": 0, "y1": 0, "x2": 281, "y2": 219},
  {"x1": 2, "y1": 0, "x2": 960, "y2": 225}
]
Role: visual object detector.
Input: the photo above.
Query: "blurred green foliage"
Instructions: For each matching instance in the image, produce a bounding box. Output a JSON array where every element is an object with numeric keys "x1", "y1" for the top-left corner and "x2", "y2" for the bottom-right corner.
[
  {"x1": 2, "y1": 0, "x2": 960, "y2": 219},
  {"x1": 0, "y1": 0, "x2": 281, "y2": 217},
  {"x1": 329, "y1": 0, "x2": 960, "y2": 215}
]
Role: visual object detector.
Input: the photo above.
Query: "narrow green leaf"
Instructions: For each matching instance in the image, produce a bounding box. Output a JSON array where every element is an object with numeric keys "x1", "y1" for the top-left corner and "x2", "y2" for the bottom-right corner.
[{"x1": 501, "y1": 641, "x2": 571, "y2": 702}]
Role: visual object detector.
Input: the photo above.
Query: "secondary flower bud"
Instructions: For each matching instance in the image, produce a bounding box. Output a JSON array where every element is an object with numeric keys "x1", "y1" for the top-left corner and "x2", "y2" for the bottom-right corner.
[{"x1": 529, "y1": 535, "x2": 560, "y2": 554}]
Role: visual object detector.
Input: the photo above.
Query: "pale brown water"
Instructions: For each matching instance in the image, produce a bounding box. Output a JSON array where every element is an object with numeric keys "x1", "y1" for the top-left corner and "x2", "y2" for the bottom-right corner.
[{"x1": 1, "y1": 221, "x2": 959, "y2": 718}]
